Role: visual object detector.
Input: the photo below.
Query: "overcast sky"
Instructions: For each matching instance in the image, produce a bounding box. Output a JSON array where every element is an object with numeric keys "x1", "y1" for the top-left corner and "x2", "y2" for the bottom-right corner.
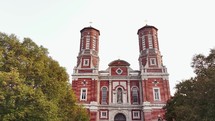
[{"x1": 0, "y1": 0, "x2": 215, "y2": 95}]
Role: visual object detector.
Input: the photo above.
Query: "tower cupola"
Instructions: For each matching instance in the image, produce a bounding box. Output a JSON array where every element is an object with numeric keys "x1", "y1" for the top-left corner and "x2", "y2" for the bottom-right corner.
[
  {"x1": 137, "y1": 25, "x2": 159, "y2": 52},
  {"x1": 80, "y1": 27, "x2": 100, "y2": 53},
  {"x1": 137, "y1": 25, "x2": 163, "y2": 69},
  {"x1": 74, "y1": 26, "x2": 100, "y2": 74}
]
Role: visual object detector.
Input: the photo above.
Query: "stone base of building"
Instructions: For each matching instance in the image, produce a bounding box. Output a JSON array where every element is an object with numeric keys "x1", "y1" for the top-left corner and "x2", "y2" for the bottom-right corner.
[{"x1": 85, "y1": 102, "x2": 166, "y2": 121}]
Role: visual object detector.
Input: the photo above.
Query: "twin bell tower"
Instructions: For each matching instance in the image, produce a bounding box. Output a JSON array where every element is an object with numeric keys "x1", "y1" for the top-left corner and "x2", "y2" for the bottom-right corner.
[{"x1": 72, "y1": 25, "x2": 170, "y2": 121}]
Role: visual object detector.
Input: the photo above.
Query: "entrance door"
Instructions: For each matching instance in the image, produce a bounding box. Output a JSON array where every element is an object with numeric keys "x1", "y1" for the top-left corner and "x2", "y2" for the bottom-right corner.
[{"x1": 114, "y1": 113, "x2": 126, "y2": 121}]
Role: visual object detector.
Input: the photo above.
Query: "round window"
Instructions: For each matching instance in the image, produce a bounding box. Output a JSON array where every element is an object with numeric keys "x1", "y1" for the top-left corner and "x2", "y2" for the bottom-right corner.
[{"x1": 116, "y1": 68, "x2": 123, "y2": 75}]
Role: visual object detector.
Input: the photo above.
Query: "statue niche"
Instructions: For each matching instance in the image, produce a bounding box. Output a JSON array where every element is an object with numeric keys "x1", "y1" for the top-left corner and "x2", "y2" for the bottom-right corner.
[{"x1": 117, "y1": 88, "x2": 123, "y2": 103}]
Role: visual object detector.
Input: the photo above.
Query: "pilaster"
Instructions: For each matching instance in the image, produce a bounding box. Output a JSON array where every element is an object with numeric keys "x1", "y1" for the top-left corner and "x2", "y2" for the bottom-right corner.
[
  {"x1": 109, "y1": 79, "x2": 112, "y2": 104},
  {"x1": 127, "y1": 79, "x2": 131, "y2": 104}
]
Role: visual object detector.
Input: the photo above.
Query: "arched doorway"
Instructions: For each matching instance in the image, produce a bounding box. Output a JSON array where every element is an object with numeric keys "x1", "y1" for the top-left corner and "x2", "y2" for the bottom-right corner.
[{"x1": 114, "y1": 113, "x2": 126, "y2": 121}]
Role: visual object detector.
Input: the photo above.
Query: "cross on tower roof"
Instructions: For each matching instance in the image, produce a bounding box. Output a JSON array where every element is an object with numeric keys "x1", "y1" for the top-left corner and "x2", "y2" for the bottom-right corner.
[
  {"x1": 144, "y1": 20, "x2": 148, "y2": 25},
  {"x1": 89, "y1": 21, "x2": 93, "y2": 27}
]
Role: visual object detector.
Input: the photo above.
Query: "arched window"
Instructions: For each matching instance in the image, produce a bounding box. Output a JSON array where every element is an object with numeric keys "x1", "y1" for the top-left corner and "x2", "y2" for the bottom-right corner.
[
  {"x1": 117, "y1": 88, "x2": 123, "y2": 103},
  {"x1": 132, "y1": 87, "x2": 138, "y2": 104},
  {"x1": 101, "y1": 87, "x2": 107, "y2": 104}
]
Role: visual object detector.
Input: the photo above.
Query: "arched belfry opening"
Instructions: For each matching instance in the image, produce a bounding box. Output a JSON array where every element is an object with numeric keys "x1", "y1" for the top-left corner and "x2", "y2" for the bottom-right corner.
[{"x1": 114, "y1": 113, "x2": 126, "y2": 121}]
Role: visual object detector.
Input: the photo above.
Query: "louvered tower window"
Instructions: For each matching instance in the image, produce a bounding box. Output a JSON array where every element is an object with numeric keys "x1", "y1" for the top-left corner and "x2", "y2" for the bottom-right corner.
[
  {"x1": 148, "y1": 34, "x2": 153, "y2": 49},
  {"x1": 86, "y1": 35, "x2": 90, "y2": 49},
  {"x1": 92, "y1": 36, "x2": 96, "y2": 50},
  {"x1": 81, "y1": 37, "x2": 84, "y2": 51},
  {"x1": 142, "y1": 35, "x2": 146, "y2": 50}
]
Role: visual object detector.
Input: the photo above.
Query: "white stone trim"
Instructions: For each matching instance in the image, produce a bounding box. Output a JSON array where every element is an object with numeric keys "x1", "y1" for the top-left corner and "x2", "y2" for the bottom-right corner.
[
  {"x1": 120, "y1": 82, "x2": 126, "y2": 89},
  {"x1": 97, "y1": 80, "x2": 100, "y2": 103},
  {"x1": 127, "y1": 80, "x2": 131, "y2": 104},
  {"x1": 139, "y1": 80, "x2": 143, "y2": 104},
  {"x1": 109, "y1": 80, "x2": 112, "y2": 104}
]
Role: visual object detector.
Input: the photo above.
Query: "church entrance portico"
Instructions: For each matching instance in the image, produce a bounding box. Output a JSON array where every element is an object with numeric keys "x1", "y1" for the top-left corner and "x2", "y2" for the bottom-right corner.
[{"x1": 114, "y1": 113, "x2": 126, "y2": 121}]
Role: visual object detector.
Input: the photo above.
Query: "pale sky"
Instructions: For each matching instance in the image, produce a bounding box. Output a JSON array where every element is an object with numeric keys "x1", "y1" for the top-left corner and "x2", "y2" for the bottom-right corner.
[{"x1": 0, "y1": 0, "x2": 215, "y2": 95}]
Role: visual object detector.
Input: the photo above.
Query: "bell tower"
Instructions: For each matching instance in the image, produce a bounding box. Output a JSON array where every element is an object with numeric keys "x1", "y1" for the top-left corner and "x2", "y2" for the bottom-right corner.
[
  {"x1": 76, "y1": 26, "x2": 100, "y2": 72},
  {"x1": 137, "y1": 25, "x2": 162, "y2": 69},
  {"x1": 137, "y1": 25, "x2": 170, "y2": 120},
  {"x1": 72, "y1": 26, "x2": 100, "y2": 121},
  {"x1": 71, "y1": 25, "x2": 171, "y2": 121}
]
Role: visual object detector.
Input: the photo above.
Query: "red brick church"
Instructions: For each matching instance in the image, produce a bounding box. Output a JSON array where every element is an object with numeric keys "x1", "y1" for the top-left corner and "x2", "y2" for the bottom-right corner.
[{"x1": 72, "y1": 24, "x2": 171, "y2": 121}]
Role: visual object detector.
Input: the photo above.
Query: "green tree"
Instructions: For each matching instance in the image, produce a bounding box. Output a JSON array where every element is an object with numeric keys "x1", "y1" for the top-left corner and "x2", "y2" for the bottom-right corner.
[
  {"x1": 58, "y1": 86, "x2": 89, "y2": 121},
  {"x1": 0, "y1": 69, "x2": 59, "y2": 121},
  {"x1": 0, "y1": 32, "x2": 89, "y2": 121},
  {"x1": 164, "y1": 48, "x2": 215, "y2": 121}
]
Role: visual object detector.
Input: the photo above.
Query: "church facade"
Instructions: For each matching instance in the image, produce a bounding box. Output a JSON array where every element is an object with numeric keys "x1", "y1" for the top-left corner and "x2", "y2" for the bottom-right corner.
[{"x1": 72, "y1": 25, "x2": 170, "y2": 121}]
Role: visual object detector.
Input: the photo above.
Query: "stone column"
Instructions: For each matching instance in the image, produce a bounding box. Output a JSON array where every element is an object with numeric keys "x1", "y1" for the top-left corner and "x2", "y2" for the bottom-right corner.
[
  {"x1": 139, "y1": 79, "x2": 143, "y2": 104},
  {"x1": 109, "y1": 79, "x2": 112, "y2": 104},
  {"x1": 97, "y1": 79, "x2": 100, "y2": 103},
  {"x1": 127, "y1": 79, "x2": 131, "y2": 104}
]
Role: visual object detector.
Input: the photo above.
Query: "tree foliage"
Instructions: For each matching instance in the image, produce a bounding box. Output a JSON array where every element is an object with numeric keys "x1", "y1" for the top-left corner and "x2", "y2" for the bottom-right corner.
[
  {"x1": 0, "y1": 32, "x2": 89, "y2": 121},
  {"x1": 164, "y1": 48, "x2": 215, "y2": 121}
]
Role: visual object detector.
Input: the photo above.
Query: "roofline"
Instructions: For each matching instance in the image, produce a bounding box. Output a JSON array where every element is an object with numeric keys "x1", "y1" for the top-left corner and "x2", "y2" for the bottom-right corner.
[
  {"x1": 137, "y1": 25, "x2": 158, "y2": 34},
  {"x1": 108, "y1": 59, "x2": 130, "y2": 66},
  {"x1": 80, "y1": 26, "x2": 100, "y2": 35}
]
